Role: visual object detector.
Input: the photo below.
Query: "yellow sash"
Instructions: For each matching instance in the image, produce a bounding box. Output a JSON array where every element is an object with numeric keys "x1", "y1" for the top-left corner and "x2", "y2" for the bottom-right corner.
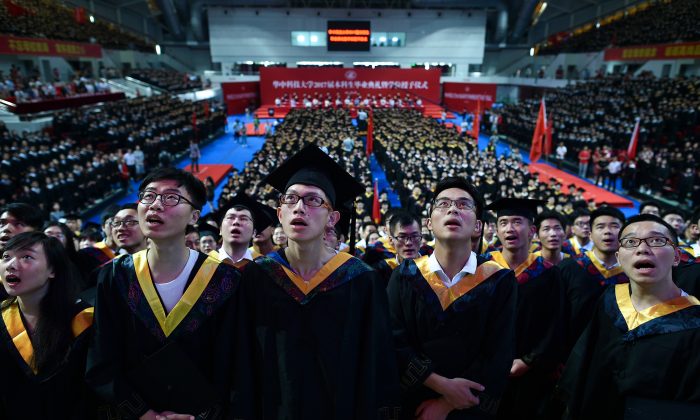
[
  {"x1": 279, "y1": 252, "x2": 352, "y2": 295},
  {"x1": 384, "y1": 258, "x2": 399, "y2": 269},
  {"x1": 2, "y1": 303, "x2": 93, "y2": 373},
  {"x1": 133, "y1": 250, "x2": 219, "y2": 337},
  {"x1": 94, "y1": 241, "x2": 116, "y2": 260},
  {"x1": 415, "y1": 255, "x2": 503, "y2": 311},
  {"x1": 615, "y1": 284, "x2": 700, "y2": 330},
  {"x1": 585, "y1": 250, "x2": 624, "y2": 278},
  {"x1": 488, "y1": 251, "x2": 540, "y2": 277}
]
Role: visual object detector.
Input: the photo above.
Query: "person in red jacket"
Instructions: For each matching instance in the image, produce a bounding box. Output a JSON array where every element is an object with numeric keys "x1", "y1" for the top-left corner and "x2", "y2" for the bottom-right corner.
[{"x1": 578, "y1": 146, "x2": 591, "y2": 178}]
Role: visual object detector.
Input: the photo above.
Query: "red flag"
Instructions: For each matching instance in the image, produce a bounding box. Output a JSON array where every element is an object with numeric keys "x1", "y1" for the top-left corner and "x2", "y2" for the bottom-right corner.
[
  {"x1": 627, "y1": 118, "x2": 641, "y2": 160},
  {"x1": 74, "y1": 7, "x2": 86, "y2": 24},
  {"x1": 372, "y1": 180, "x2": 381, "y2": 224},
  {"x1": 529, "y1": 98, "x2": 546, "y2": 163},
  {"x1": 4, "y1": 0, "x2": 29, "y2": 17},
  {"x1": 365, "y1": 110, "x2": 374, "y2": 158},
  {"x1": 191, "y1": 111, "x2": 197, "y2": 128},
  {"x1": 544, "y1": 116, "x2": 553, "y2": 155},
  {"x1": 470, "y1": 100, "x2": 480, "y2": 141},
  {"x1": 202, "y1": 101, "x2": 210, "y2": 118}
]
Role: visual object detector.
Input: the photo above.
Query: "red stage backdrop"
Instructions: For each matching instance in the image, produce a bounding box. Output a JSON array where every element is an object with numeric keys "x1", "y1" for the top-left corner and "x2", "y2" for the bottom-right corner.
[
  {"x1": 0, "y1": 35, "x2": 102, "y2": 58},
  {"x1": 221, "y1": 82, "x2": 260, "y2": 115},
  {"x1": 604, "y1": 41, "x2": 700, "y2": 61},
  {"x1": 259, "y1": 68, "x2": 441, "y2": 104},
  {"x1": 442, "y1": 82, "x2": 497, "y2": 113}
]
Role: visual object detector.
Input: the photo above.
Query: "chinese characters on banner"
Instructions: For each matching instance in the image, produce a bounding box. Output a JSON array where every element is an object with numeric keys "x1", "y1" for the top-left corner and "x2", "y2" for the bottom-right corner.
[
  {"x1": 604, "y1": 41, "x2": 700, "y2": 61},
  {"x1": 0, "y1": 35, "x2": 102, "y2": 58},
  {"x1": 442, "y1": 82, "x2": 497, "y2": 113},
  {"x1": 259, "y1": 68, "x2": 441, "y2": 104}
]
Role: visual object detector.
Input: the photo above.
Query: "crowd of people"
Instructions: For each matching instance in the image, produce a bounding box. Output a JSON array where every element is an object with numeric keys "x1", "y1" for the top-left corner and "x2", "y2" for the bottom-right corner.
[
  {"x1": 0, "y1": 0, "x2": 154, "y2": 51},
  {"x1": 272, "y1": 91, "x2": 425, "y2": 110},
  {"x1": 538, "y1": 0, "x2": 699, "y2": 54},
  {"x1": 498, "y1": 73, "x2": 700, "y2": 203},
  {"x1": 0, "y1": 66, "x2": 111, "y2": 103},
  {"x1": 128, "y1": 69, "x2": 205, "y2": 93},
  {"x1": 0, "y1": 95, "x2": 226, "y2": 219}
]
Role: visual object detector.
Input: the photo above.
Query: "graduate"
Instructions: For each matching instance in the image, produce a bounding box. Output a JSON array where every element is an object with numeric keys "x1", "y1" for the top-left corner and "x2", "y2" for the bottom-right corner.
[
  {"x1": 481, "y1": 199, "x2": 564, "y2": 420},
  {"x1": 249, "y1": 205, "x2": 279, "y2": 258},
  {"x1": 388, "y1": 177, "x2": 516, "y2": 419},
  {"x1": 0, "y1": 232, "x2": 95, "y2": 418},
  {"x1": 534, "y1": 210, "x2": 569, "y2": 265},
  {"x1": 111, "y1": 204, "x2": 149, "y2": 255},
  {"x1": 213, "y1": 192, "x2": 275, "y2": 269},
  {"x1": 558, "y1": 206, "x2": 628, "y2": 356},
  {"x1": 561, "y1": 209, "x2": 593, "y2": 256},
  {"x1": 250, "y1": 145, "x2": 401, "y2": 419},
  {"x1": 372, "y1": 211, "x2": 421, "y2": 286},
  {"x1": 557, "y1": 214, "x2": 700, "y2": 419},
  {"x1": 85, "y1": 168, "x2": 254, "y2": 420}
]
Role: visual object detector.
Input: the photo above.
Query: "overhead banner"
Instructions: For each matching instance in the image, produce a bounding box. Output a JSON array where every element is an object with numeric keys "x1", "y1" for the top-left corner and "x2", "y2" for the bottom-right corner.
[
  {"x1": 221, "y1": 81, "x2": 260, "y2": 115},
  {"x1": 259, "y1": 67, "x2": 441, "y2": 104},
  {"x1": 0, "y1": 35, "x2": 102, "y2": 58},
  {"x1": 442, "y1": 82, "x2": 497, "y2": 113},
  {"x1": 604, "y1": 41, "x2": 700, "y2": 61}
]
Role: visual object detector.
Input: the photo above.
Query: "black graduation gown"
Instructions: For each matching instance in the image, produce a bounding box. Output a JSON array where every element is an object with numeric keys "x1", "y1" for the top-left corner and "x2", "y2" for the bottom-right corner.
[
  {"x1": 674, "y1": 260, "x2": 700, "y2": 297},
  {"x1": 85, "y1": 250, "x2": 254, "y2": 420},
  {"x1": 482, "y1": 252, "x2": 565, "y2": 420},
  {"x1": 0, "y1": 299, "x2": 95, "y2": 419},
  {"x1": 557, "y1": 284, "x2": 700, "y2": 419},
  {"x1": 250, "y1": 249, "x2": 401, "y2": 420},
  {"x1": 558, "y1": 251, "x2": 629, "y2": 356},
  {"x1": 372, "y1": 257, "x2": 399, "y2": 287},
  {"x1": 388, "y1": 255, "x2": 517, "y2": 419}
]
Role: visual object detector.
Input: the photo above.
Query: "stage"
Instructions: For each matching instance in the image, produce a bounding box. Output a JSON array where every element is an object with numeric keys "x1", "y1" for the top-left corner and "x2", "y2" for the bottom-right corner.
[{"x1": 181, "y1": 163, "x2": 233, "y2": 186}]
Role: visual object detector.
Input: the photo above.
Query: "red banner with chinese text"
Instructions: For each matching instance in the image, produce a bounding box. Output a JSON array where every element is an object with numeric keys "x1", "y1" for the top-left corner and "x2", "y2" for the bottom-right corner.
[
  {"x1": 442, "y1": 82, "x2": 497, "y2": 113},
  {"x1": 604, "y1": 41, "x2": 700, "y2": 61},
  {"x1": 221, "y1": 82, "x2": 260, "y2": 115},
  {"x1": 259, "y1": 67, "x2": 441, "y2": 105},
  {"x1": 0, "y1": 35, "x2": 102, "y2": 58}
]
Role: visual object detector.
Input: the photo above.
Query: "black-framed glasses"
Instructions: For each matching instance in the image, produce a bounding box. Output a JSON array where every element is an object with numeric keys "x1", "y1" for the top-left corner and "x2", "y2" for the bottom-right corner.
[
  {"x1": 619, "y1": 237, "x2": 675, "y2": 249},
  {"x1": 432, "y1": 198, "x2": 476, "y2": 211},
  {"x1": 138, "y1": 191, "x2": 195, "y2": 208},
  {"x1": 279, "y1": 193, "x2": 329, "y2": 208},
  {"x1": 111, "y1": 219, "x2": 140, "y2": 228},
  {"x1": 393, "y1": 234, "x2": 422, "y2": 244}
]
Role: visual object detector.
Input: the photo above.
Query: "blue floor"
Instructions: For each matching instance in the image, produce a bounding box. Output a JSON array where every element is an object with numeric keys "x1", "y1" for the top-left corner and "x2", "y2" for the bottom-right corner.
[{"x1": 87, "y1": 114, "x2": 265, "y2": 223}]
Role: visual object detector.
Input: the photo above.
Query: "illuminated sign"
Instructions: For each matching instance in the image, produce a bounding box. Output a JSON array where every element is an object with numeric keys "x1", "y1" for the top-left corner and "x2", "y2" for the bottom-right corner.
[{"x1": 327, "y1": 21, "x2": 370, "y2": 52}]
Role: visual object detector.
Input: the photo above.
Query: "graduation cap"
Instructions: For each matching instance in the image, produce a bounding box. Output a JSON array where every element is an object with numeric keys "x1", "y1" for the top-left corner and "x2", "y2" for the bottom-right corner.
[
  {"x1": 263, "y1": 145, "x2": 364, "y2": 252},
  {"x1": 263, "y1": 145, "x2": 364, "y2": 208},
  {"x1": 486, "y1": 197, "x2": 544, "y2": 222},
  {"x1": 220, "y1": 192, "x2": 277, "y2": 233},
  {"x1": 567, "y1": 183, "x2": 577, "y2": 189}
]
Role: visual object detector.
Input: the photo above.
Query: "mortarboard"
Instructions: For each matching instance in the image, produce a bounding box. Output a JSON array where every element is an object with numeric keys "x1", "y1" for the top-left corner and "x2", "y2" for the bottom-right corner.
[
  {"x1": 263, "y1": 145, "x2": 364, "y2": 208},
  {"x1": 220, "y1": 192, "x2": 277, "y2": 233},
  {"x1": 486, "y1": 197, "x2": 544, "y2": 222}
]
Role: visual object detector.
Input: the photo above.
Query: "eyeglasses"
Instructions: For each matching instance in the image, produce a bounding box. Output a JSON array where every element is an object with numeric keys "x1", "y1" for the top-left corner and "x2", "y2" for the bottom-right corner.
[
  {"x1": 393, "y1": 234, "x2": 422, "y2": 244},
  {"x1": 432, "y1": 198, "x2": 476, "y2": 211},
  {"x1": 110, "y1": 219, "x2": 139, "y2": 228},
  {"x1": 574, "y1": 221, "x2": 590, "y2": 228},
  {"x1": 619, "y1": 237, "x2": 675, "y2": 249},
  {"x1": 138, "y1": 191, "x2": 195, "y2": 208},
  {"x1": 279, "y1": 193, "x2": 330, "y2": 208}
]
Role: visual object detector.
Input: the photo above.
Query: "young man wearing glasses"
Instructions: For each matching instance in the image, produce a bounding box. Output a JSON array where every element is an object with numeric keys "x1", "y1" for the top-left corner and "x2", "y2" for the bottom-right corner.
[
  {"x1": 562, "y1": 208, "x2": 593, "y2": 257},
  {"x1": 250, "y1": 145, "x2": 400, "y2": 419},
  {"x1": 111, "y1": 203, "x2": 148, "y2": 255},
  {"x1": 558, "y1": 206, "x2": 628, "y2": 358},
  {"x1": 388, "y1": 177, "x2": 516, "y2": 419},
  {"x1": 371, "y1": 211, "x2": 421, "y2": 286},
  {"x1": 481, "y1": 198, "x2": 564, "y2": 419},
  {"x1": 557, "y1": 214, "x2": 700, "y2": 418},
  {"x1": 86, "y1": 167, "x2": 254, "y2": 420}
]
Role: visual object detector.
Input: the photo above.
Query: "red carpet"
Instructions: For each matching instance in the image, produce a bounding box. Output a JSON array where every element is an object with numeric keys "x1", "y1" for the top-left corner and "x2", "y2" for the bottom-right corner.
[
  {"x1": 182, "y1": 164, "x2": 233, "y2": 185},
  {"x1": 529, "y1": 163, "x2": 633, "y2": 207},
  {"x1": 254, "y1": 103, "x2": 455, "y2": 120},
  {"x1": 245, "y1": 122, "x2": 269, "y2": 136}
]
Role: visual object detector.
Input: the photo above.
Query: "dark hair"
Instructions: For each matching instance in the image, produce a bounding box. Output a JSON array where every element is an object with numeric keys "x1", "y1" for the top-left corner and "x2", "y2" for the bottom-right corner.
[
  {"x1": 81, "y1": 228, "x2": 104, "y2": 243},
  {"x1": 389, "y1": 212, "x2": 420, "y2": 237},
  {"x1": 590, "y1": 206, "x2": 625, "y2": 225},
  {"x1": 42, "y1": 221, "x2": 77, "y2": 256},
  {"x1": 217, "y1": 204, "x2": 254, "y2": 227},
  {"x1": 199, "y1": 230, "x2": 220, "y2": 242},
  {"x1": 119, "y1": 203, "x2": 138, "y2": 212},
  {"x1": 639, "y1": 201, "x2": 660, "y2": 213},
  {"x1": 619, "y1": 214, "x2": 678, "y2": 245},
  {"x1": 535, "y1": 211, "x2": 566, "y2": 231},
  {"x1": 431, "y1": 177, "x2": 483, "y2": 219},
  {"x1": 185, "y1": 225, "x2": 200, "y2": 236},
  {"x1": 361, "y1": 222, "x2": 377, "y2": 231},
  {"x1": 0, "y1": 202, "x2": 44, "y2": 230},
  {"x1": 139, "y1": 167, "x2": 207, "y2": 210},
  {"x1": 101, "y1": 204, "x2": 122, "y2": 225},
  {"x1": 1, "y1": 232, "x2": 80, "y2": 372},
  {"x1": 570, "y1": 208, "x2": 590, "y2": 223},
  {"x1": 661, "y1": 208, "x2": 686, "y2": 220}
]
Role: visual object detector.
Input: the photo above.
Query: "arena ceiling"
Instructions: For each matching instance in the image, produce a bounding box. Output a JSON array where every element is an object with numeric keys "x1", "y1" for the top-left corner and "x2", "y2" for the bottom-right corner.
[{"x1": 101, "y1": 0, "x2": 632, "y2": 46}]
